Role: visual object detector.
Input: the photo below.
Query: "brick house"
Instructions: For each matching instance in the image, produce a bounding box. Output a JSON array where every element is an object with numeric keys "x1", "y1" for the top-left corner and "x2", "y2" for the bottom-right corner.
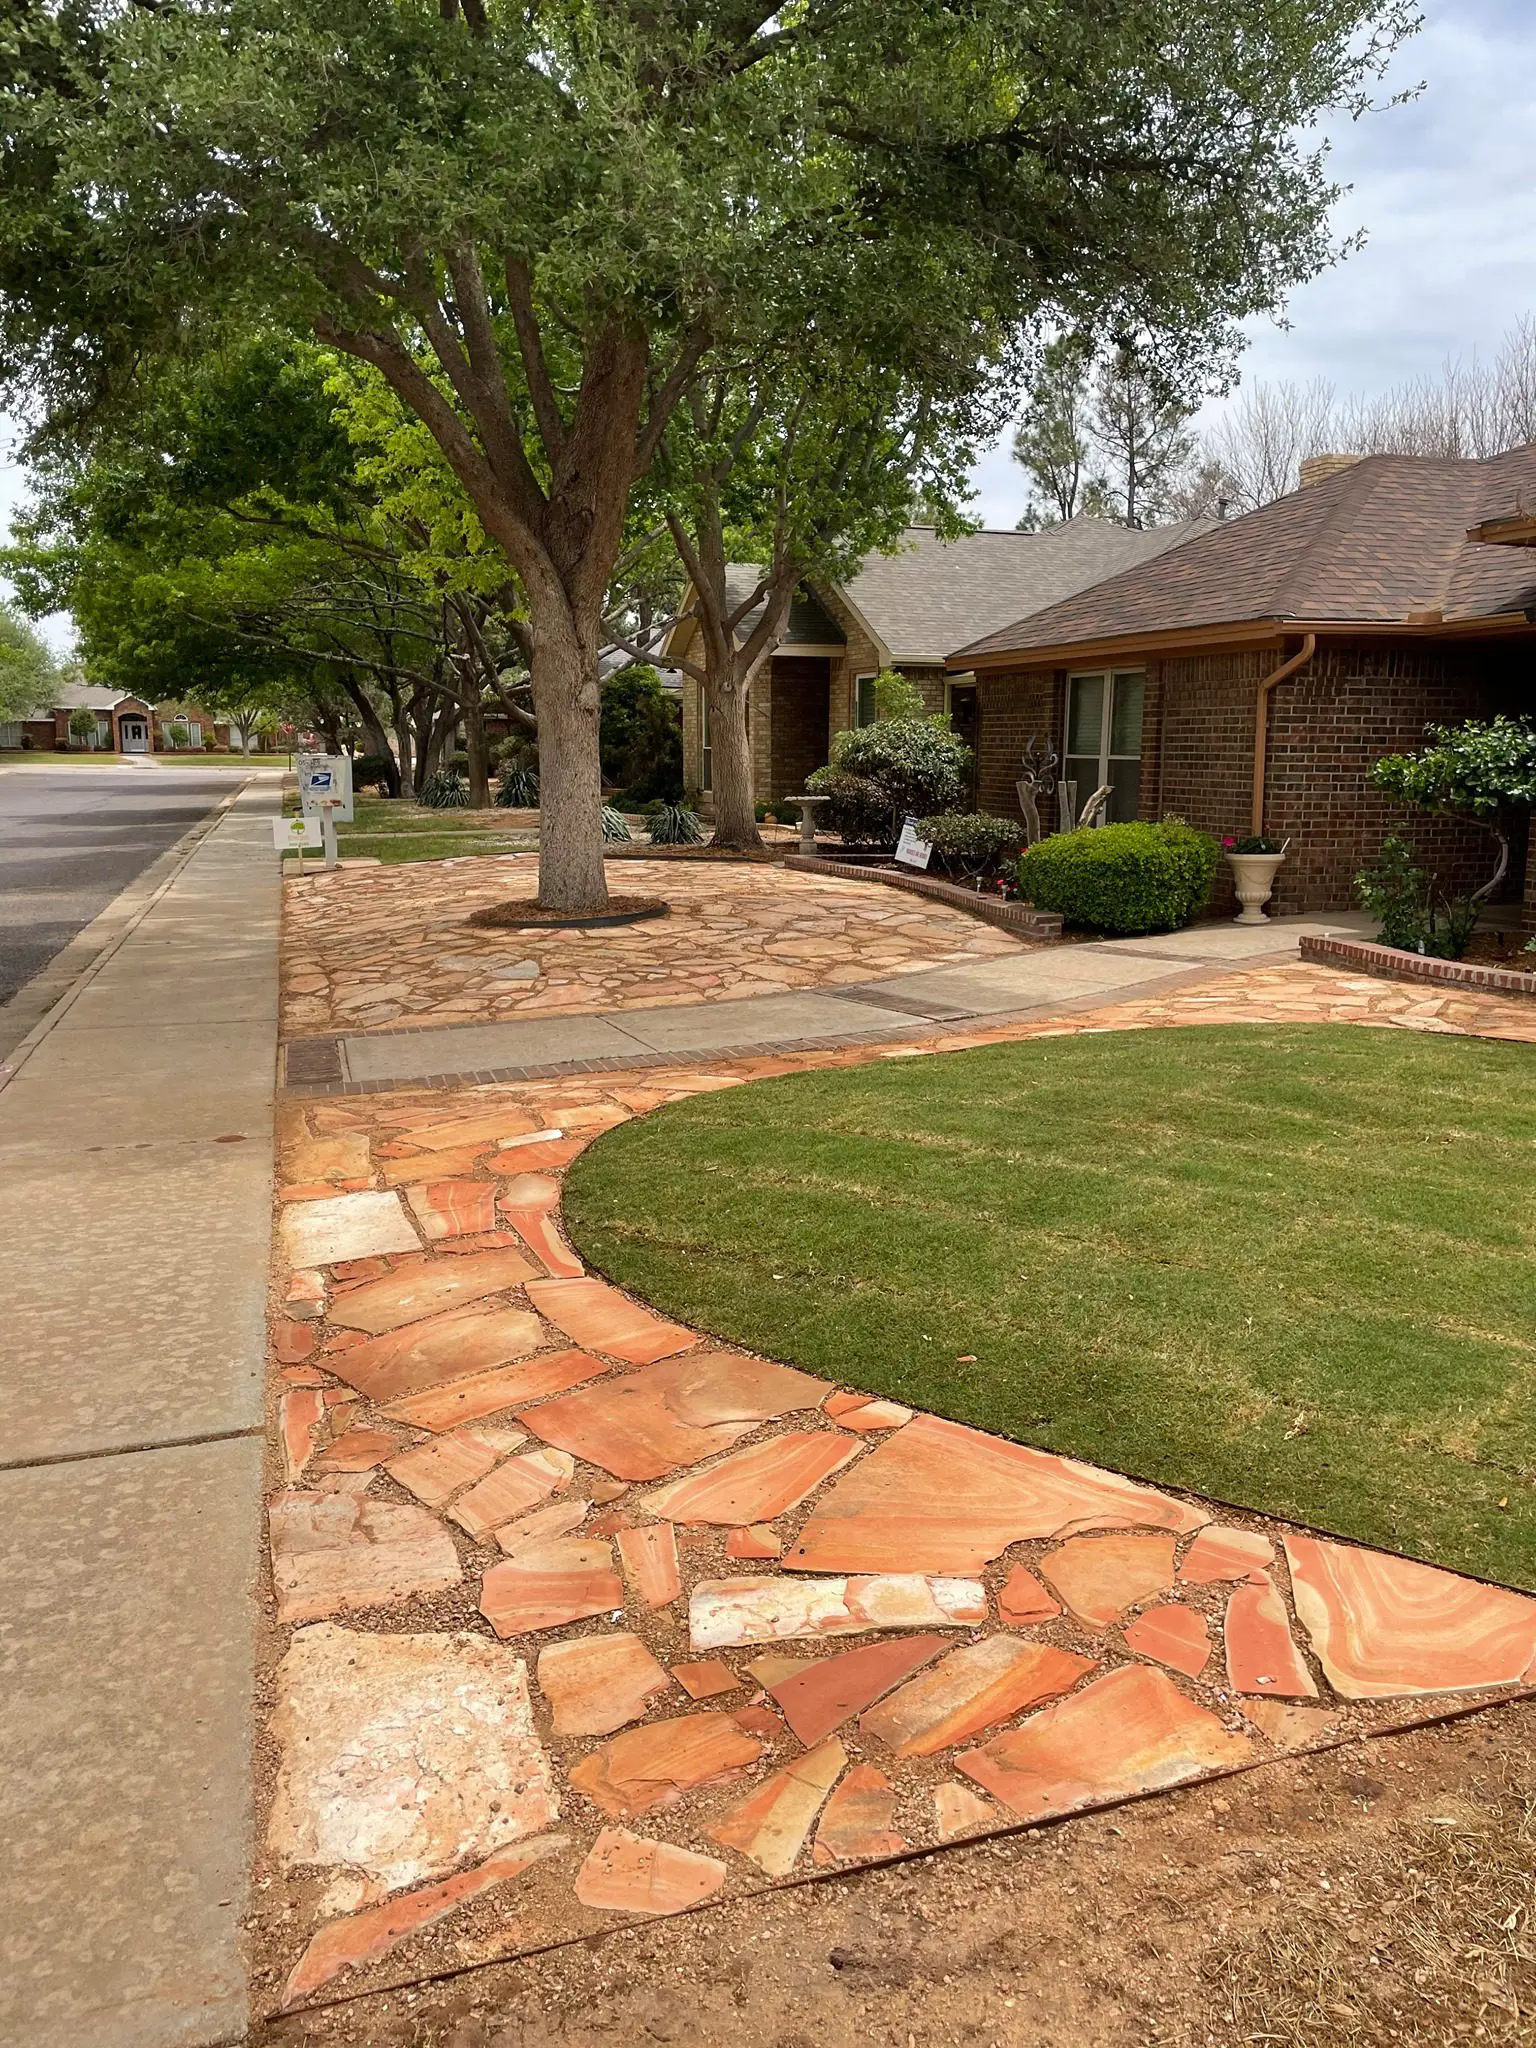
[
  {"x1": 668, "y1": 521, "x2": 1206, "y2": 810},
  {"x1": 951, "y1": 449, "x2": 1536, "y2": 916},
  {"x1": 0, "y1": 682, "x2": 236, "y2": 754}
]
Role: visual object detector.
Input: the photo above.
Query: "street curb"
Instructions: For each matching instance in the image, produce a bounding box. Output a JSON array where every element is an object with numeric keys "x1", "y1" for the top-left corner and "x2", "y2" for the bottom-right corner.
[{"x1": 0, "y1": 774, "x2": 264, "y2": 1094}]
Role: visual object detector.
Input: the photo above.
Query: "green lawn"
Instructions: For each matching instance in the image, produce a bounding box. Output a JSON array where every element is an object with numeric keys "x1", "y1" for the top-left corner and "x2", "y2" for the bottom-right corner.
[{"x1": 563, "y1": 1025, "x2": 1536, "y2": 1588}]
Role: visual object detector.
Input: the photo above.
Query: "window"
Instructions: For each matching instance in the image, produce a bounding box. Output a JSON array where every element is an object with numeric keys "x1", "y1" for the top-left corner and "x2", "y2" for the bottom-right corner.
[
  {"x1": 0, "y1": 722, "x2": 22, "y2": 749},
  {"x1": 95, "y1": 720, "x2": 111, "y2": 749},
  {"x1": 1063, "y1": 670, "x2": 1145, "y2": 825},
  {"x1": 854, "y1": 673, "x2": 879, "y2": 727},
  {"x1": 185, "y1": 721, "x2": 202, "y2": 746}
]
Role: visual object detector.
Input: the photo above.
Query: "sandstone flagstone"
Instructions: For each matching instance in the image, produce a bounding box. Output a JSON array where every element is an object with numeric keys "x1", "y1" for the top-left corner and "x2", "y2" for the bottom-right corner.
[
  {"x1": 767, "y1": 1634, "x2": 949, "y2": 1746},
  {"x1": 784, "y1": 1415, "x2": 1206, "y2": 1574},
  {"x1": 726, "y1": 1525, "x2": 783, "y2": 1560},
  {"x1": 822, "y1": 1391, "x2": 912, "y2": 1432},
  {"x1": 707, "y1": 1736, "x2": 846, "y2": 1876},
  {"x1": 1224, "y1": 1575, "x2": 1319, "y2": 1698},
  {"x1": 269, "y1": 1491, "x2": 461, "y2": 1624},
  {"x1": 312, "y1": 1425, "x2": 405, "y2": 1474},
  {"x1": 616, "y1": 1523, "x2": 682, "y2": 1609},
  {"x1": 673, "y1": 1659, "x2": 740, "y2": 1700},
  {"x1": 328, "y1": 1248, "x2": 537, "y2": 1335},
  {"x1": 1039, "y1": 1533, "x2": 1179, "y2": 1628},
  {"x1": 274, "y1": 1320, "x2": 317, "y2": 1365},
  {"x1": 641, "y1": 1432, "x2": 861, "y2": 1526},
  {"x1": 495, "y1": 1500, "x2": 591, "y2": 1554},
  {"x1": 1180, "y1": 1524, "x2": 1275, "y2": 1585},
  {"x1": 860, "y1": 1637, "x2": 1095, "y2": 1757},
  {"x1": 998, "y1": 1563, "x2": 1060, "y2": 1624},
  {"x1": 480, "y1": 1538, "x2": 623, "y2": 1636},
  {"x1": 1123, "y1": 1603, "x2": 1212, "y2": 1679},
  {"x1": 407, "y1": 1178, "x2": 501, "y2": 1242},
  {"x1": 568, "y1": 1713, "x2": 766, "y2": 1818},
  {"x1": 284, "y1": 1269, "x2": 327, "y2": 1319},
  {"x1": 386, "y1": 1429, "x2": 504, "y2": 1508},
  {"x1": 281, "y1": 1190, "x2": 420, "y2": 1268},
  {"x1": 451, "y1": 1448, "x2": 577, "y2": 1536},
  {"x1": 280, "y1": 1834, "x2": 569, "y2": 2008},
  {"x1": 383, "y1": 1348, "x2": 609, "y2": 1432},
  {"x1": 323, "y1": 1304, "x2": 546, "y2": 1404},
  {"x1": 280, "y1": 1387, "x2": 324, "y2": 1483},
  {"x1": 501, "y1": 1205, "x2": 585, "y2": 1279},
  {"x1": 379, "y1": 1142, "x2": 495, "y2": 1185},
  {"x1": 958, "y1": 1665, "x2": 1254, "y2": 1821},
  {"x1": 1244, "y1": 1699, "x2": 1343, "y2": 1747},
  {"x1": 573, "y1": 1829, "x2": 727, "y2": 1917},
  {"x1": 1283, "y1": 1533, "x2": 1536, "y2": 1698},
  {"x1": 536, "y1": 1633, "x2": 672, "y2": 1735},
  {"x1": 933, "y1": 1782, "x2": 1002, "y2": 1842},
  {"x1": 526, "y1": 1276, "x2": 696, "y2": 1364},
  {"x1": 267, "y1": 1625, "x2": 557, "y2": 1892},
  {"x1": 814, "y1": 1764, "x2": 904, "y2": 1864},
  {"x1": 689, "y1": 1574, "x2": 987, "y2": 1650}
]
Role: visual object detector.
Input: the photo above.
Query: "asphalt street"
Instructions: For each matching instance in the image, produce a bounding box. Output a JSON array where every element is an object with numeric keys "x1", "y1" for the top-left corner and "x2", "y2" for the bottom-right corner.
[{"x1": 0, "y1": 764, "x2": 231, "y2": 1008}]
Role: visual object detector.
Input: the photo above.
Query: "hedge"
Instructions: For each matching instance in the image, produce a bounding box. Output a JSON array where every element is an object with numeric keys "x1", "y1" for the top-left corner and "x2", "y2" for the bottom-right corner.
[{"x1": 1017, "y1": 821, "x2": 1220, "y2": 934}]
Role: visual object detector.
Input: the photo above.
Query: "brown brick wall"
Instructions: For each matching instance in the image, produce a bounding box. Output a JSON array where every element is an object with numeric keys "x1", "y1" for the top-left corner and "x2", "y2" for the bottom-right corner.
[
  {"x1": 974, "y1": 638, "x2": 1526, "y2": 915},
  {"x1": 769, "y1": 657, "x2": 833, "y2": 800}
]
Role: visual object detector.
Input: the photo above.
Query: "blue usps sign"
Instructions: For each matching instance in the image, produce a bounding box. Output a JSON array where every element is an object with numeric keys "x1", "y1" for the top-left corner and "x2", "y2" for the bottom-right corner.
[{"x1": 297, "y1": 752, "x2": 354, "y2": 824}]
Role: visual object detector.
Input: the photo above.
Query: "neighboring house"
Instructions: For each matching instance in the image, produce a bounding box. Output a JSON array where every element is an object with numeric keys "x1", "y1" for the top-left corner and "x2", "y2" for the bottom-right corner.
[
  {"x1": 0, "y1": 682, "x2": 238, "y2": 753},
  {"x1": 951, "y1": 450, "x2": 1536, "y2": 915},
  {"x1": 665, "y1": 521, "x2": 1208, "y2": 808}
]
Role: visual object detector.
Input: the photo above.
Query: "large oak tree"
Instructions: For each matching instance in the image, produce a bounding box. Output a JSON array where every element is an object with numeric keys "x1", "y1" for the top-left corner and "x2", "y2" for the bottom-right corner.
[{"x1": 1, "y1": 0, "x2": 1414, "y2": 907}]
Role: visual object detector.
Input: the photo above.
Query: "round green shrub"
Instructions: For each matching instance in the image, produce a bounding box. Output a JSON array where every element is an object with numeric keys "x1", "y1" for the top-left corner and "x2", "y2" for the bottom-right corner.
[
  {"x1": 1017, "y1": 821, "x2": 1220, "y2": 934},
  {"x1": 916, "y1": 811, "x2": 1026, "y2": 875},
  {"x1": 807, "y1": 715, "x2": 969, "y2": 844}
]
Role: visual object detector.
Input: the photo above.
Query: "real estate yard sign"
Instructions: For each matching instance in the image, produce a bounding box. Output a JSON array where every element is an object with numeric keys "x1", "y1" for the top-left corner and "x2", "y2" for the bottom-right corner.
[{"x1": 895, "y1": 815, "x2": 934, "y2": 870}]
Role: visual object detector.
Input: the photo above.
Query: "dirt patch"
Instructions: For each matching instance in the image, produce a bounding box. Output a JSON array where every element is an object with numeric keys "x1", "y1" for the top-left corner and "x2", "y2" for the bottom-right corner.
[
  {"x1": 249, "y1": 1699, "x2": 1536, "y2": 2047},
  {"x1": 467, "y1": 897, "x2": 669, "y2": 931}
]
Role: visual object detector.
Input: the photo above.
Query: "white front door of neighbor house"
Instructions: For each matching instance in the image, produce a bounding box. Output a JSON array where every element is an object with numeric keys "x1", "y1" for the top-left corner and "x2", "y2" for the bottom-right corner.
[{"x1": 119, "y1": 718, "x2": 148, "y2": 753}]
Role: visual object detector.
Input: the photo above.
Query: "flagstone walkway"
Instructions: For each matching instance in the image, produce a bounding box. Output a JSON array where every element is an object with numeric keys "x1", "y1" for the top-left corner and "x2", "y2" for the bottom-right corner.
[
  {"x1": 280, "y1": 857, "x2": 1023, "y2": 1034},
  {"x1": 256, "y1": 959, "x2": 1536, "y2": 2021}
]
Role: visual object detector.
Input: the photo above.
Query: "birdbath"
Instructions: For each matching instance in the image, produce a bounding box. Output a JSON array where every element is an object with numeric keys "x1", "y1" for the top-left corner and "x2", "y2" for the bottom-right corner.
[{"x1": 779, "y1": 794, "x2": 829, "y2": 860}]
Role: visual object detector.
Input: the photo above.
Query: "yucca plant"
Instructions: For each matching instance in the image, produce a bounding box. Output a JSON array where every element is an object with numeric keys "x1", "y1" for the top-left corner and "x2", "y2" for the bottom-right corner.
[
  {"x1": 495, "y1": 765, "x2": 540, "y2": 807},
  {"x1": 418, "y1": 769, "x2": 470, "y2": 809},
  {"x1": 647, "y1": 802, "x2": 705, "y2": 846},
  {"x1": 601, "y1": 805, "x2": 634, "y2": 842}
]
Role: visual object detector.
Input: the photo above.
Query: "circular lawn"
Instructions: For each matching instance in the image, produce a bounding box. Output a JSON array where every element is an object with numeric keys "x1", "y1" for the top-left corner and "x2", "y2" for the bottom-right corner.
[{"x1": 563, "y1": 1025, "x2": 1536, "y2": 1589}]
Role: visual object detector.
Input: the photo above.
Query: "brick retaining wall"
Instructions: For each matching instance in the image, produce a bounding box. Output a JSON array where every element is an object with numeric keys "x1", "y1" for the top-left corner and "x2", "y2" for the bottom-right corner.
[
  {"x1": 783, "y1": 854, "x2": 1063, "y2": 940},
  {"x1": 1300, "y1": 932, "x2": 1536, "y2": 998}
]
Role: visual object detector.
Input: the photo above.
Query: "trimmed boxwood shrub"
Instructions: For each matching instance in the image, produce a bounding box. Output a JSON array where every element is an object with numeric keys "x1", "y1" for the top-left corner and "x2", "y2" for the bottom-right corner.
[
  {"x1": 917, "y1": 811, "x2": 1026, "y2": 877},
  {"x1": 807, "y1": 716, "x2": 969, "y2": 844},
  {"x1": 1017, "y1": 822, "x2": 1220, "y2": 934}
]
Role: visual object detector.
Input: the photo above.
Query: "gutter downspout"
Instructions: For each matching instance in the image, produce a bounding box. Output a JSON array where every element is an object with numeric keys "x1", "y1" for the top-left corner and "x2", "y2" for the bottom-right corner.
[{"x1": 1251, "y1": 633, "x2": 1317, "y2": 837}]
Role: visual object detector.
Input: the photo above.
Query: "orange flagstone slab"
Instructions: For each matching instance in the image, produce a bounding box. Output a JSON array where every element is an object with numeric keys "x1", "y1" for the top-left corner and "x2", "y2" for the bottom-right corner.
[
  {"x1": 933, "y1": 1782, "x2": 1002, "y2": 1842},
  {"x1": 280, "y1": 1834, "x2": 569, "y2": 2009},
  {"x1": 690, "y1": 1574, "x2": 986, "y2": 1650},
  {"x1": 1039, "y1": 1533, "x2": 1179, "y2": 1628},
  {"x1": 957, "y1": 1665, "x2": 1254, "y2": 1821},
  {"x1": 501, "y1": 1206, "x2": 585, "y2": 1279},
  {"x1": 708, "y1": 1736, "x2": 847, "y2": 1876},
  {"x1": 573, "y1": 1829, "x2": 727, "y2": 1916},
  {"x1": 378, "y1": 1142, "x2": 494, "y2": 1185},
  {"x1": 536, "y1": 1632, "x2": 672, "y2": 1735},
  {"x1": 1224, "y1": 1575, "x2": 1318, "y2": 1698},
  {"x1": 407, "y1": 1178, "x2": 502, "y2": 1242},
  {"x1": 285, "y1": 1269, "x2": 327, "y2": 1319},
  {"x1": 822, "y1": 1391, "x2": 913, "y2": 1432},
  {"x1": 495, "y1": 1134, "x2": 589, "y2": 1175},
  {"x1": 383, "y1": 1348, "x2": 609, "y2": 1432},
  {"x1": 480, "y1": 1538, "x2": 623, "y2": 1637},
  {"x1": 641, "y1": 1433, "x2": 861, "y2": 1526},
  {"x1": 569, "y1": 1713, "x2": 766, "y2": 1818},
  {"x1": 1179, "y1": 1524, "x2": 1275, "y2": 1585},
  {"x1": 745, "y1": 1653, "x2": 812, "y2": 1688},
  {"x1": 495, "y1": 1499, "x2": 591, "y2": 1554},
  {"x1": 1123, "y1": 1603, "x2": 1212, "y2": 1679},
  {"x1": 495, "y1": 1172, "x2": 562, "y2": 1212},
  {"x1": 1283, "y1": 1533, "x2": 1536, "y2": 1698},
  {"x1": 813, "y1": 1764, "x2": 904, "y2": 1864},
  {"x1": 784, "y1": 1414, "x2": 1207, "y2": 1575},
  {"x1": 312, "y1": 1426, "x2": 403, "y2": 1474},
  {"x1": 522, "y1": 1351, "x2": 828, "y2": 1482},
  {"x1": 268, "y1": 1491, "x2": 461, "y2": 1625},
  {"x1": 399, "y1": 1109, "x2": 544, "y2": 1152},
  {"x1": 998, "y1": 1563, "x2": 1060, "y2": 1625},
  {"x1": 726, "y1": 1525, "x2": 783, "y2": 1560},
  {"x1": 860, "y1": 1637, "x2": 1095, "y2": 1757},
  {"x1": 328, "y1": 1248, "x2": 536, "y2": 1335},
  {"x1": 1244, "y1": 1699, "x2": 1343, "y2": 1748},
  {"x1": 616, "y1": 1523, "x2": 682, "y2": 1609},
  {"x1": 280, "y1": 1387, "x2": 324, "y2": 1483},
  {"x1": 274, "y1": 1320, "x2": 317, "y2": 1366},
  {"x1": 322, "y1": 1304, "x2": 545, "y2": 1404},
  {"x1": 525, "y1": 1277, "x2": 697, "y2": 1364},
  {"x1": 451, "y1": 1448, "x2": 576, "y2": 1536},
  {"x1": 385, "y1": 1429, "x2": 504, "y2": 1508},
  {"x1": 768, "y1": 1634, "x2": 949, "y2": 1746},
  {"x1": 282, "y1": 1128, "x2": 373, "y2": 1185},
  {"x1": 673, "y1": 1658, "x2": 740, "y2": 1700}
]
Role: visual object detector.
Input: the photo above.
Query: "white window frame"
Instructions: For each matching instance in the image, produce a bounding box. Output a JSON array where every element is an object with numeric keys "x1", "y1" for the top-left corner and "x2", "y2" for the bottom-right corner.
[
  {"x1": 1063, "y1": 669, "x2": 1146, "y2": 825},
  {"x1": 853, "y1": 672, "x2": 879, "y2": 727}
]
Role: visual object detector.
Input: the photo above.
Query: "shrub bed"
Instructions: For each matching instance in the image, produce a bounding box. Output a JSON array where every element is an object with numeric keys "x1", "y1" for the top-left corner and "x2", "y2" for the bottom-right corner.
[{"x1": 1018, "y1": 821, "x2": 1219, "y2": 934}]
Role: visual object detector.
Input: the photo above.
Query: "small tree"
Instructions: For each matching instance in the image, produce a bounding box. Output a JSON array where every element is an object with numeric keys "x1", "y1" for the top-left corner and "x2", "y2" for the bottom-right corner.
[
  {"x1": 1369, "y1": 717, "x2": 1536, "y2": 905},
  {"x1": 67, "y1": 704, "x2": 97, "y2": 749}
]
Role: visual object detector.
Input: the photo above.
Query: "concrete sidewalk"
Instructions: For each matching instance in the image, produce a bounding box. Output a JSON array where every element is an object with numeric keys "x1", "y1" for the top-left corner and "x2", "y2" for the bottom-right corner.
[
  {"x1": 308, "y1": 909, "x2": 1373, "y2": 1092},
  {"x1": 0, "y1": 779, "x2": 281, "y2": 2047}
]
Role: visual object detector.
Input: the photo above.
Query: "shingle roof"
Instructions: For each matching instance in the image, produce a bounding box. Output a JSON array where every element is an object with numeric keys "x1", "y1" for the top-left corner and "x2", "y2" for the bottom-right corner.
[{"x1": 956, "y1": 445, "x2": 1536, "y2": 662}]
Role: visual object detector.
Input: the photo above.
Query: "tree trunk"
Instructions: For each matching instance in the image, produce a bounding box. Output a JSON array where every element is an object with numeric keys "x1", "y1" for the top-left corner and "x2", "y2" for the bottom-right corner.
[
  {"x1": 532, "y1": 614, "x2": 608, "y2": 913},
  {"x1": 705, "y1": 671, "x2": 761, "y2": 850},
  {"x1": 339, "y1": 674, "x2": 401, "y2": 796},
  {"x1": 464, "y1": 691, "x2": 491, "y2": 808}
]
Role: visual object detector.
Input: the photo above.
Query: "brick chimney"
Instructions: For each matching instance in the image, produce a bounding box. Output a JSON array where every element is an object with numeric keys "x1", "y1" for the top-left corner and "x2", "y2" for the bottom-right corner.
[{"x1": 1298, "y1": 453, "x2": 1363, "y2": 490}]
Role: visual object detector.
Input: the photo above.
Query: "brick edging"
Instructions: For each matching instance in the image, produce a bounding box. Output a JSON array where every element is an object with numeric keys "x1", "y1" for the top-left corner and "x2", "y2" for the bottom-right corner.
[
  {"x1": 783, "y1": 854, "x2": 1063, "y2": 940},
  {"x1": 1300, "y1": 932, "x2": 1536, "y2": 998}
]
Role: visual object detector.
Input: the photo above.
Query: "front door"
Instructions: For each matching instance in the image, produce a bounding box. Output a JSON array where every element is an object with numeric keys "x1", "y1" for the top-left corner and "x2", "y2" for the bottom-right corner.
[
  {"x1": 769, "y1": 657, "x2": 832, "y2": 801},
  {"x1": 119, "y1": 718, "x2": 148, "y2": 753}
]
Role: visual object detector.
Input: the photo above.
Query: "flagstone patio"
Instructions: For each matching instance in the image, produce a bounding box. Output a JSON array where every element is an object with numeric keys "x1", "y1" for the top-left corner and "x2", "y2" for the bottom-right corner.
[
  {"x1": 280, "y1": 857, "x2": 1023, "y2": 1035},
  {"x1": 255, "y1": 959, "x2": 1536, "y2": 2021}
]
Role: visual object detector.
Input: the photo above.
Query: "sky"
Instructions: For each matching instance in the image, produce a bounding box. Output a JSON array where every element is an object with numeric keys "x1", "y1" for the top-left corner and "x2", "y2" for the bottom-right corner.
[
  {"x1": 3, "y1": 0, "x2": 1534, "y2": 642},
  {"x1": 967, "y1": 0, "x2": 1536, "y2": 527}
]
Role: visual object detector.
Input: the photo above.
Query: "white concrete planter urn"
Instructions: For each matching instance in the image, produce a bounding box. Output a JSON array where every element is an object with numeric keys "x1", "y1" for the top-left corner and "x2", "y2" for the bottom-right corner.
[{"x1": 1224, "y1": 839, "x2": 1288, "y2": 924}]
